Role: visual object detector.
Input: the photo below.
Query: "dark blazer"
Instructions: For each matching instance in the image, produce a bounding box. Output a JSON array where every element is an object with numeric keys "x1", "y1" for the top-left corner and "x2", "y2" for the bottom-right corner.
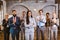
[
  {"x1": 2, "y1": 19, "x2": 10, "y2": 31},
  {"x1": 9, "y1": 16, "x2": 21, "y2": 34}
]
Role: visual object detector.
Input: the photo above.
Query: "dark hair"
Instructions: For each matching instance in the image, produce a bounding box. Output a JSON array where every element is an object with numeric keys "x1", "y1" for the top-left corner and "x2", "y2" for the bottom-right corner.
[
  {"x1": 26, "y1": 10, "x2": 33, "y2": 24},
  {"x1": 39, "y1": 9, "x2": 43, "y2": 13},
  {"x1": 46, "y1": 12, "x2": 50, "y2": 15},
  {"x1": 22, "y1": 11, "x2": 26, "y2": 13},
  {"x1": 12, "y1": 10, "x2": 16, "y2": 12}
]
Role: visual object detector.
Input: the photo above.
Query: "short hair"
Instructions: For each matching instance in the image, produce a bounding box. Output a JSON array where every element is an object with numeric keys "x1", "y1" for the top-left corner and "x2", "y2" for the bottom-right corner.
[
  {"x1": 39, "y1": 9, "x2": 43, "y2": 13},
  {"x1": 12, "y1": 10, "x2": 16, "y2": 12},
  {"x1": 22, "y1": 11, "x2": 26, "y2": 13},
  {"x1": 46, "y1": 12, "x2": 50, "y2": 15}
]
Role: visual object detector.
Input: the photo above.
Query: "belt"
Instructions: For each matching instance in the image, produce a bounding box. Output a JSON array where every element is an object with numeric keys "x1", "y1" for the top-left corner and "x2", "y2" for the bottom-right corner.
[
  {"x1": 39, "y1": 26, "x2": 44, "y2": 28},
  {"x1": 25, "y1": 27, "x2": 34, "y2": 29}
]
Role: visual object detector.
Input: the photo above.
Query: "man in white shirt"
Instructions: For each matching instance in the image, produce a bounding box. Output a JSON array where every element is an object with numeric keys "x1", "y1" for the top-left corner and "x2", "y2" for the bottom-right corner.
[{"x1": 36, "y1": 9, "x2": 46, "y2": 40}]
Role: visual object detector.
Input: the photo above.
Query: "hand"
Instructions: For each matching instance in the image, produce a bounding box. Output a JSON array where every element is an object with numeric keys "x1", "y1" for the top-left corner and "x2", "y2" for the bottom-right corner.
[
  {"x1": 13, "y1": 20, "x2": 16, "y2": 24},
  {"x1": 6, "y1": 19, "x2": 8, "y2": 21}
]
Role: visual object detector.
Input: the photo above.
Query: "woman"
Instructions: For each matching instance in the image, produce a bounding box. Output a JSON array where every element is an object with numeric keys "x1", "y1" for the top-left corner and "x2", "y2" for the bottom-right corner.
[
  {"x1": 51, "y1": 12, "x2": 58, "y2": 40},
  {"x1": 2, "y1": 14, "x2": 10, "y2": 40},
  {"x1": 24, "y1": 10, "x2": 36, "y2": 40},
  {"x1": 45, "y1": 13, "x2": 51, "y2": 40}
]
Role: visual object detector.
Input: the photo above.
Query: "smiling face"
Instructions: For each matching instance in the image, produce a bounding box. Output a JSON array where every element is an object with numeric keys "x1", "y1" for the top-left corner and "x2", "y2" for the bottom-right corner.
[
  {"x1": 46, "y1": 13, "x2": 50, "y2": 17},
  {"x1": 12, "y1": 10, "x2": 16, "y2": 15},
  {"x1": 28, "y1": 11, "x2": 32, "y2": 17},
  {"x1": 12, "y1": 10, "x2": 17, "y2": 17},
  {"x1": 22, "y1": 11, "x2": 26, "y2": 16},
  {"x1": 39, "y1": 9, "x2": 43, "y2": 15},
  {"x1": 5, "y1": 14, "x2": 9, "y2": 19}
]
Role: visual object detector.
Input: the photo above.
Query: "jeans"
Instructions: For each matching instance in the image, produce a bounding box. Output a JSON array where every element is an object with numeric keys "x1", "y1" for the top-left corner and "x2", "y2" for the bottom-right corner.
[
  {"x1": 4, "y1": 28, "x2": 10, "y2": 40},
  {"x1": 21, "y1": 27, "x2": 25, "y2": 40},
  {"x1": 46, "y1": 27, "x2": 51, "y2": 40},
  {"x1": 51, "y1": 25, "x2": 58, "y2": 40},
  {"x1": 11, "y1": 30, "x2": 19, "y2": 40},
  {"x1": 25, "y1": 28, "x2": 34, "y2": 40},
  {"x1": 37, "y1": 26, "x2": 46, "y2": 40}
]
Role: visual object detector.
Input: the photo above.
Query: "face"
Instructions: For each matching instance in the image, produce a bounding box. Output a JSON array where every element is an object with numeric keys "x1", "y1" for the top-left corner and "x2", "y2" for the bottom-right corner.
[
  {"x1": 28, "y1": 12, "x2": 32, "y2": 17},
  {"x1": 5, "y1": 15, "x2": 9, "y2": 19},
  {"x1": 39, "y1": 11, "x2": 43, "y2": 15},
  {"x1": 22, "y1": 11, "x2": 26, "y2": 16},
  {"x1": 46, "y1": 14, "x2": 49, "y2": 17},
  {"x1": 12, "y1": 11, "x2": 16, "y2": 15}
]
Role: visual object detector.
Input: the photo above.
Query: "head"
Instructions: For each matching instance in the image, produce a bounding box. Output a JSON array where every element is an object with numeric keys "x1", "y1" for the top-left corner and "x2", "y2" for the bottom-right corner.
[
  {"x1": 38, "y1": 9, "x2": 43, "y2": 15},
  {"x1": 22, "y1": 11, "x2": 26, "y2": 16},
  {"x1": 12, "y1": 10, "x2": 17, "y2": 17},
  {"x1": 46, "y1": 12, "x2": 50, "y2": 17},
  {"x1": 5, "y1": 14, "x2": 9, "y2": 19},
  {"x1": 26, "y1": 10, "x2": 33, "y2": 24},
  {"x1": 27, "y1": 10, "x2": 33, "y2": 17}
]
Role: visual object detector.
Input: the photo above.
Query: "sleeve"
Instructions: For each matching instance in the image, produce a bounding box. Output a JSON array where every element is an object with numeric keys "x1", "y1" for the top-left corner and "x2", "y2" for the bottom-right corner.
[
  {"x1": 24, "y1": 20, "x2": 32, "y2": 27},
  {"x1": 56, "y1": 18, "x2": 59, "y2": 26},
  {"x1": 15, "y1": 17, "x2": 21, "y2": 27},
  {"x1": 32, "y1": 18, "x2": 36, "y2": 27},
  {"x1": 2, "y1": 19, "x2": 7, "y2": 27},
  {"x1": 8, "y1": 18, "x2": 14, "y2": 27},
  {"x1": 36, "y1": 16, "x2": 40, "y2": 26},
  {"x1": 42, "y1": 16, "x2": 46, "y2": 23}
]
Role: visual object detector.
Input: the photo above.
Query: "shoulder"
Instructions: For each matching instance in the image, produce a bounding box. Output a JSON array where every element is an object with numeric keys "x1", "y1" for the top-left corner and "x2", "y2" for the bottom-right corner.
[
  {"x1": 42, "y1": 15, "x2": 46, "y2": 18},
  {"x1": 32, "y1": 17, "x2": 35, "y2": 19},
  {"x1": 31, "y1": 18, "x2": 35, "y2": 21},
  {"x1": 16, "y1": 16, "x2": 20, "y2": 18},
  {"x1": 10, "y1": 17, "x2": 13, "y2": 19},
  {"x1": 42, "y1": 15, "x2": 45, "y2": 17},
  {"x1": 36, "y1": 16, "x2": 40, "y2": 19},
  {"x1": 16, "y1": 16, "x2": 20, "y2": 20},
  {"x1": 3, "y1": 19, "x2": 5, "y2": 21}
]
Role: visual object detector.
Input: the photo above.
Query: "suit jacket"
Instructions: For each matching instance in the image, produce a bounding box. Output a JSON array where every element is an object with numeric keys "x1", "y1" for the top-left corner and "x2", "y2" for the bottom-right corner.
[
  {"x1": 2, "y1": 19, "x2": 10, "y2": 31},
  {"x1": 9, "y1": 16, "x2": 21, "y2": 34}
]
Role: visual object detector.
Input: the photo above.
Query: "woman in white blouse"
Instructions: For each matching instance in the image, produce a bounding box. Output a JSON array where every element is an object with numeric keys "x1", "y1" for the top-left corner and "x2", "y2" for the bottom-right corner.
[
  {"x1": 51, "y1": 12, "x2": 59, "y2": 40},
  {"x1": 24, "y1": 10, "x2": 36, "y2": 40}
]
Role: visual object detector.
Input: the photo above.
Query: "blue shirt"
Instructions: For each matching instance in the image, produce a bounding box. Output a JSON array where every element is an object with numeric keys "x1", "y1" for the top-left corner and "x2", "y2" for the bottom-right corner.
[{"x1": 36, "y1": 15, "x2": 46, "y2": 28}]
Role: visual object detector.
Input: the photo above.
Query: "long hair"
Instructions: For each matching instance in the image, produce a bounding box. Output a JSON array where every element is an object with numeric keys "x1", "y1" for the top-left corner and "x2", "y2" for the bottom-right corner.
[{"x1": 26, "y1": 10, "x2": 33, "y2": 24}]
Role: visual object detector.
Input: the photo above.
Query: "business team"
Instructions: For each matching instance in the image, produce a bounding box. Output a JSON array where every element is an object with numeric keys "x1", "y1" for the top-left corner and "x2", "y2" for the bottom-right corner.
[{"x1": 2, "y1": 9, "x2": 59, "y2": 40}]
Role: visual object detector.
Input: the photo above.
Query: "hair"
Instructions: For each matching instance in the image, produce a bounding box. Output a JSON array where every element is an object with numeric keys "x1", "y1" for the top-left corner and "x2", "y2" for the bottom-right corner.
[
  {"x1": 38, "y1": 9, "x2": 43, "y2": 13},
  {"x1": 26, "y1": 10, "x2": 33, "y2": 24},
  {"x1": 46, "y1": 12, "x2": 50, "y2": 21},
  {"x1": 22, "y1": 11, "x2": 26, "y2": 13},
  {"x1": 46, "y1": 12, "x2": 50, "y2": 15},
  {"x1": 12, "y1": 10, "x2": 16, "y2": 12}
]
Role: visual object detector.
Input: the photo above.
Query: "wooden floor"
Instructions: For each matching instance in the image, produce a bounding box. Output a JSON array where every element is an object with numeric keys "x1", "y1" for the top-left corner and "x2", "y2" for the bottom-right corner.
[{"x1": 0, "y1": 31, "x2": 60, "y2": 40}]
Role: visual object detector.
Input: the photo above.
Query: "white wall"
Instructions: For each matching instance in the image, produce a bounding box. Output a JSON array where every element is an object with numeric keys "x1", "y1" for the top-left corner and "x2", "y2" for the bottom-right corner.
[{"x1": 6, "y1": 1, "x2": 58, "y2": 18}]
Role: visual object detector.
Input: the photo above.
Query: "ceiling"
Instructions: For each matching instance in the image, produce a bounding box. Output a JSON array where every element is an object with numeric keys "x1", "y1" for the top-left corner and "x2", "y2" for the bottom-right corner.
[
  {"x1": 5, "y1": 0, "x2": 44, "y2": 2},
  {"x1": 0, "y1": 0, "x2": 60, "y2": 5}
]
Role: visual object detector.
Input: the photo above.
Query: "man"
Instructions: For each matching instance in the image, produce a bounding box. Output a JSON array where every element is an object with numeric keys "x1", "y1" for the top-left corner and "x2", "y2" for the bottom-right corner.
[
  {"x1": 36, "y1": 9, "x2": 46, "y2": 40},
  {"x1": 9, "y1": 10, "x2": 21, "y2": 40},
  {"x1": 2, "y1": 14, "x2": 10, "y2": 40},
  {"x1": 20, "y1": 11, "x2": 26, "y2": 40}
]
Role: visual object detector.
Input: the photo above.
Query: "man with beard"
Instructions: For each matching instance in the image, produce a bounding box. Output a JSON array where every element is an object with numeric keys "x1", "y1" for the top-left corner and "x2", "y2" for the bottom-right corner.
[{"x1": 9, "y1": 10, "x2": 21, "y2": 40}]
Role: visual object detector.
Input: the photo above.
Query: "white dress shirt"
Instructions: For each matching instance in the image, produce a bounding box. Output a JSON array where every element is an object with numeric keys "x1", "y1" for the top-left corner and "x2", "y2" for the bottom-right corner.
[
  {"x1": 36, "y1": 15, "x2": 46, "y2": 28},
  {"x1": 25, "y1": 17, "x2": 36, "y2": 28}
]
